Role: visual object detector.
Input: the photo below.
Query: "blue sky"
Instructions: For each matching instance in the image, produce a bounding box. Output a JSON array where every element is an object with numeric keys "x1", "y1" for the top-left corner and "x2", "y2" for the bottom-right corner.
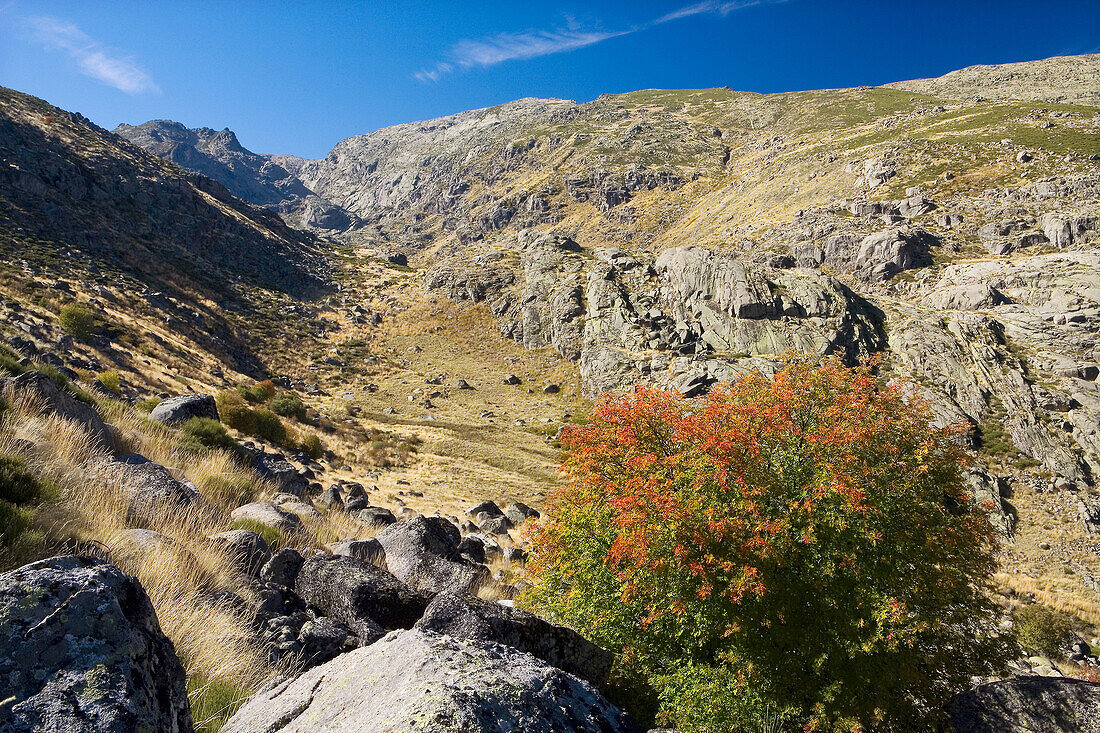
[{"x1": 2, "y1": 1, "x2": 1097, "y2": 158}]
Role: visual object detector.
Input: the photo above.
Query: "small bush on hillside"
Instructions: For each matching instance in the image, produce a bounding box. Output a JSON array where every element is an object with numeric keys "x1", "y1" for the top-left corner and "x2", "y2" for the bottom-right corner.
[
  {"x1": 0, "y1": 345, "x2": 25, "y2": 376},
  {"x1": 179, "y1": 418, "x2": 238, "y2": 454},
  {"x1": 136, "y1": 396, "x2": 162, "y2": 412},
  {"x1": 96, "y1": 370, "x2": 121, "y2": 394},
  {"x1": 229, "y1": 518, "x2": 287, "y2": 551},
  {"x1": 1015, "y1": 604, "x2": 1076, "y2": 658},
  {"x1": 0, "y1": 453, "x2": 55, "y2": 570},
  {"x1": 299, "y1": 433, "x2": 323, "y2": 460},
  {"x1": 253, "y1": 409, "x2": 287, "y2": 445},
  {"x1": 524, "y1": 358, "x2": 1016, "y2": 732},
  {"x1": 269, "y1": 392, "x2": 306, "y2": 421},
  {"x1": 197, "y1": 473, "x2": 254, "y2": 512},
  {"x1": 235, "y1": 380, "x2": 277, "y2": 405},
  {"x1": 58, "y1": 303, "x2": 99, "y2": 341},
  {"x1": 217, "y1": 392, "x2": 259, "y2": 435}
]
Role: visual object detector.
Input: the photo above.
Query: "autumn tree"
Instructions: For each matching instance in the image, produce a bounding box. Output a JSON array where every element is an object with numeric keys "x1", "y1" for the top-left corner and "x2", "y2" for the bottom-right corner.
[{"x1": 523, "y1": 358, "x2": 1015, "y2": 732}]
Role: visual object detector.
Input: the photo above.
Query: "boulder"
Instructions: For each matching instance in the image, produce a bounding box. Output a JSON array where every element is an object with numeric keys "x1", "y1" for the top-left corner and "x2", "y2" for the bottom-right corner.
[
  {"x1": 376, "y1": 515, "x2": 489, "y2": 595},
  {"x1": 353, "y1": 505, "x2": 397, "y2": 527},
  {"x1": 208, "y1": 529, "x2": 270, "y2": 577},
  {"x1": 415, "y1": 591, "x2": 614, "y2": 687},
  {"x1": 221, "y1": 630, "x2": 641, "y2": 733},
  {"x1": 3, "y1": 370, "x2": 114, "y2": 448},
  {"x1": 852, "y1": 228, "x2": 936, "y2": 281},
  {"x1": 116, "y1": 455, "x2": 205, "y2": 527},
  {"x1": 293, "y1": 555, "x2": 428, "y2": 644},
  {"x1": 316, "y1": 484, "x2": 343, "y2": 509},
  {"x1": 467, "y1": 499, "x2": 503, "y2": 518},
  {"x1": 148, "y1": 393, "x2": 219, "y2": 425},
  {"x1": 250, "y1": 452, "x2": 309, "y2": 498},
  {"x1": 326, "y1": 537, "x2": 386, "y2": 566},
  {"x1": 230, "y1": 502, "x2": 302, "y2": 534},
  {"x1": 504, "y1": 501, "x2": 540, "y2": 525},
  {"x1": 260, "y1": 547, "x2": 305, "y2": 588},
  {"x1": 0, "y1": 556, "x2": 192, "y2": 733},
  {"x1": 297, "y1": 617, "x2": 353, "y2": 668},
  {"x1": 950, "y1": 677, "x2": 1100, "y2": 733}
]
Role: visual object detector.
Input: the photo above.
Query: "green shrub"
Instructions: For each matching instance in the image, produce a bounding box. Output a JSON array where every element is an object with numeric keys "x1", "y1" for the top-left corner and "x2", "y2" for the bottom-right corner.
[
  {"x1": 136, "y1": 396, "x2": 162, "y2": 412},
  {"x1": 253, "y1": 409, "x2": 287, "y2": 445},
  {"x1": 1015, "y1": 604, "x2": 1076, "y2": 657},
  {"x1": 179, "y1": 418, "x2": 238, "y2": 453},
  {"x1": 0, "y1": 454, "x2": 53, "y2": 505},
  {"x1": 299, "y1": 433, "x2": 323, "y2": 460},
  {"x1": 58, "y1": 303, "x2": 99, "y2": 341},
  {"x1": 229, "y1": 518, "x2": 287, "y2": 551},
  {"x1": 96, "y1": 370, "x2": 121, "y2": 394},
  {"x1": 0, "y1": 454, "x2": 54, "y2": 570},
  {"x1": 236, "y1": 380, "x2": 276, "y2": 405},
  {"x1": 198, "y1": 473, "x2": 254, "y2": 512},
  {"x1": 269, "y1": 392, "x2": 306, "y2": 420},
  {"x1": 0, "y1": 344, "x2": 26, "y2": 376},
  {"x1": 216, "y1": 392, "x2": 258, "y2": 435}
]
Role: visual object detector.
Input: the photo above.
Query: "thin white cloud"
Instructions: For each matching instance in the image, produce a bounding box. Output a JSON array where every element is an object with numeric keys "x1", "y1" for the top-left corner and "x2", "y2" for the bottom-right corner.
[
  {"x1": 414, "y1": 2, "x2": 787, "y2": 83},
  {"x1": 415, "y1": 27, "x2": 626, "y2": 83},
  {"x1": 22, "y1": 15, "x2": 159, "y2": 94}
]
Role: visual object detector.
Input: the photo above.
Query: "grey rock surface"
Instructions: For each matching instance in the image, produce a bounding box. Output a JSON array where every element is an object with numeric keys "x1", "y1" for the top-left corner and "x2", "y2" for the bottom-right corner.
[
  {"x1": 148, "y1": 393, "x2": 219, "y2": 425},
  {"x1": 377, "y1": 515, "x2": 489, "y2": 595},
  {"x1": 0, "y1": 556, "x2": 192, "y2": 733},
  {"x1": 415, "y1": 591, "x2": 614, "y2": 687},
  {"x1": 949, "y1": 677, "x2": 1100, "y2": 733},
  {"x1": 3, "y1": 370, "x2": 114, "y2": 448},
  {"x1": 293, "y1": 554, "x2": 428, "y2": 644},
  {"x1": 221, "y1": 629, "x2": 641, "y2": 733}
]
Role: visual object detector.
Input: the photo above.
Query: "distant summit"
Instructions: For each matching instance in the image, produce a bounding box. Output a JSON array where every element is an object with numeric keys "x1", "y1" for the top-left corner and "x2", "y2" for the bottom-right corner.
[
  {"x1": 114, "y1": 120, "x2": 356, "y2": 232},
  {"x1": 885, "y1": 53, "x2": 1100, "y2": 105}
]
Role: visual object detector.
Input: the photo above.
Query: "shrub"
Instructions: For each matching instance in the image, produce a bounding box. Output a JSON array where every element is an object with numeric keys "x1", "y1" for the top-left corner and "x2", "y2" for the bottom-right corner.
[
  {"x1": 96, "y1": 370, "x2": 121, "y2": 394},
  {"x1": 136, "y1": 396, "x2": 162, "y2": 412},
  {"x1": 0, "y1": 453, "x2": 53, "y2": 506},
  {"x1": 524, "y1": 358, "x2": 1016, "y2": 731},
  {"x1": 299, "y1": 433, "x2": 323, "y2": 460},
  {"x1": 179, "y1": 418, "x2": 238, "y2": 453},
  {"x1": 229, "y1": 518, "x2": 286, "y2": 551},
  {"x1": 253, "y1": 409, "x2": 287, "y2": 445},
  {"x1": 216, "y1": 392, "x2": 258, "y2": 435},
  {"x1": 236, "y1": 380, "x2": 276, "y2": 404},
  {"x1": 1014, "y1": 604, "x2": 1076, "y2": 658},
  {"x1": 58, "y1": 303, "x2": 99, "y2": 341},
  {"x1": 269, "y1": 392, "x2": 306, "y2": 421}
]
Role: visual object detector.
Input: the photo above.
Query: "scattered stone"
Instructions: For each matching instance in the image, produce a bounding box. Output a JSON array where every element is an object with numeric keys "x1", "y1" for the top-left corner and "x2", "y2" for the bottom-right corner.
[
  {"x1": 148, "y1": 393, "x2": 219, "y2": 426},
  {"x1": 503, "y1": 373, "x2": 521, "y2": 385}
]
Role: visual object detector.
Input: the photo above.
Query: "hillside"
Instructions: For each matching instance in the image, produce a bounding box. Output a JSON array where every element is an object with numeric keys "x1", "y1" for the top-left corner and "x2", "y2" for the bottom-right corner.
[
  {"x1": 886, "y1": 53, "x2": 1100, "y2": 106},
  {"x1": 3, "y1": 53, "x2": 1100, "y2": 731},
  {"x1": 115, "y1": 54, "x2": 1100, "y2": 632}
]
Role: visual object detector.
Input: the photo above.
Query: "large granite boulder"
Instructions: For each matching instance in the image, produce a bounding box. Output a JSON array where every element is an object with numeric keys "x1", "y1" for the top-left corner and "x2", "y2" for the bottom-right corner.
[
  {"x1": 221, "y1": 629, "x2": 641, "y2": 733},
  {"x1": 293, "y1": 554, "x2": 428, "y2": 644},
  {"x1": 116, "y1": 454, "x2": 206, "y2": 527},
  {"x1": 0, "y1": 556, "x2": 192, "y2": 733},
  {"x1": 148, "y1": 393, "x2": 219, "y2": 426},
  {"x1": 230, "y1": 501, "x2": 302, "y2": 534},
  {"x1": 3, "y1": 370, "x2": 114, "y2": 448},
  {"x1": 950, "y1": 677, "x2": 1100, "y2": 732},
  {"x1": 376, "y1": 515, "x2": 489, "y2": 595},
  {"x1": 415, "y1": 591, "x2": 614, "y2": 687}
]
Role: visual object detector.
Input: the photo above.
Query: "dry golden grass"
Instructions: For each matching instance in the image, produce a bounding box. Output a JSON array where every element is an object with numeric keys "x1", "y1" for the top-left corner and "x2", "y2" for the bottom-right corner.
[{"x1": 1, "y1": 389, "x2": 287, "y2": 732}]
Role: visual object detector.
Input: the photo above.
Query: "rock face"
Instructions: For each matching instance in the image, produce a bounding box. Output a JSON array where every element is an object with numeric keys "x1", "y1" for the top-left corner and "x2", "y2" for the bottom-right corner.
[
  {"x1": 949, "y1": 677, "x2": 1100, "y2": 733},
  {"x1": 293, "y1": 554, "x2": 428, "y2": 644},
  {"x1": 148, "y1": 393, "x2": 219, "y2": 425},
  {"x1": 415, "y1": 592, "x2": 614, "y2": 687},
  {"x1": 221, "y1": 629, "x2": 641, "y2": 733},
  {"x1": 3, "y1": 370, "x2": 114, "y2": 447},
  {"x1": 0, "y1": 556, "x2": 192, "y2": 733},
  {"x1": 376, "y1": 515, "x2": 489, "y2": 595}
]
